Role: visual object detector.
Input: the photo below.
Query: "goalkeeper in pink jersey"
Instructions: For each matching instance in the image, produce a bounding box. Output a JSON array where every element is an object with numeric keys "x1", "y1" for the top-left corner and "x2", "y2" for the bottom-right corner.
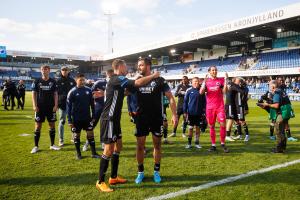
[{"x1": 200, "y1": 66, "x2": 229, "y2": 153}]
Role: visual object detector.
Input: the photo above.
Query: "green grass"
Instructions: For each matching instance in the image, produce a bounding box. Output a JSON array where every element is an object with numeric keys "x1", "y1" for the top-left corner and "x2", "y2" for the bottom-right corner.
[{"x1": 0, "y1": 92, "x2": 299, "y2": 200}]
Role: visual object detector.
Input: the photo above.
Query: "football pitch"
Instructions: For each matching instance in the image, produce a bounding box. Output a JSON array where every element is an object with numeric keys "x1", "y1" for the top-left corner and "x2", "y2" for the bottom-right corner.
[{"x1": 0, "y1": 92, "x2": 299, "y2": 200}]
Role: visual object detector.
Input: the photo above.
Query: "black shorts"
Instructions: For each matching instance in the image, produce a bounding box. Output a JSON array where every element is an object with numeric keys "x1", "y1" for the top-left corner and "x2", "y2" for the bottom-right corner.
[
  {"x1": 100, "y1": 119, "x2": 122, "y2": 144},
  {"x1": 72, "y1": 120, "x2": 93, "y2": 133},
  {"x1": 236, "y1": 106, "x2": 245, "y2": 121},
  {"x1": 187, "y1": 115, "x2": 201, "y2": 127},
  {"x1": 176, "y1": 106, "x2": 184, "y2": 116},
  {"x1": 35, "y1": 109, "x2": 56, "y2": 123},
  {"x1": 225, "y1": 105, "x2": 238, "y2": 120},
  {"x1": 135, "y1": 115, "x2": 163, "y2": 137}
]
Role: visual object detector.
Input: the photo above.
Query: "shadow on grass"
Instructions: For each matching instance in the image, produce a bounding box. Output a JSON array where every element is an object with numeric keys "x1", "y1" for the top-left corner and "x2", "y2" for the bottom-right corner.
[{"x1": 3, "y1": 168, "x2": 296, "y2": 188}]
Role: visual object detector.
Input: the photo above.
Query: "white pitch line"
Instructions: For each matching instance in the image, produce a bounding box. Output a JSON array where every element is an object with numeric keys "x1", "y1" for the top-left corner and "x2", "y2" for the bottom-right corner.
[{"x1": 146, "y1": 159, "x2": 300, "y2": 200}]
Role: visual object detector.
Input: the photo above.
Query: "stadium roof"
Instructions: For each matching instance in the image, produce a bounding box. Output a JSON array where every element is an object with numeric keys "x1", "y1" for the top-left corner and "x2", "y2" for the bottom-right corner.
[
  {"x1": 101, "y1": 2, "x2": 300, "y2": 63},
  {"x1": 6, "y1": 50, "x2": 90, "y2": 61}
]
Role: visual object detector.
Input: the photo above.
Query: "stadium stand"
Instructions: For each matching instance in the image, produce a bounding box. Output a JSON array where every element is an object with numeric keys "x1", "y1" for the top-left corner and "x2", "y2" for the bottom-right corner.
[
  {"x1": 153, "y1": 48, "x2": 300, "y2": 75},
  {"x1": 253, "y1": 49, "x2": 300, "y2": 70}
]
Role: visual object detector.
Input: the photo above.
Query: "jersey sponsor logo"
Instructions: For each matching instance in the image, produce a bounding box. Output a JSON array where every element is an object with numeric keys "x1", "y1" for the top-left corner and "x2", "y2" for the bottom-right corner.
[
  {"x1": 39, "y1": 85, "x2": 52, "y2": 90},
  {"x1": 139, "y1": 86, "x2": 154, "y2": 94},
  {"x1": 208, "y1": 86, "x2": 220, "y2": 91}
]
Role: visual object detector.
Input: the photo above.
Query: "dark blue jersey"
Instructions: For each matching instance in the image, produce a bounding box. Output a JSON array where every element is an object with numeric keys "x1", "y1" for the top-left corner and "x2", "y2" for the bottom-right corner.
[
  {"x1": 92, "y1": 78, "x2": 107, "y2": 105},
  {"x1": 127, "y1": 92, "x2": 138, "y2": 113},
  {"x1": 67, "y1": 86, "x2": 95, "y2": 123},
  {"x1": 183, "y1": 87, "x2": 206, "y2": 116}
]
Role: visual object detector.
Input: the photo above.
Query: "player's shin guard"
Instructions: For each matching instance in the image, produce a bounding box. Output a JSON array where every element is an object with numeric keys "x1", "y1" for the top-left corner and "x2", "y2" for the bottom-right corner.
[
  {"x1": 220, "y1": 126, "x2": 226, "y2": 144},
  {"x1": 243, "y1": 124, "x2": 249, "y2": 135},
  {"x1": 49, "y1": 128, "x2": 55, "y2": 146},
  {"x1": 88, "y1": 137, "x2": 97, "y2": 155},
  {"x1": 111, "y1": 152, "x2": 120, "y2": 178},
  {"x1": 34, "y1": 130, "x2": 41, "y2": 147},
  {"x1": 209, "y1": 125, "x2": 216, "y2": 145},
  {"x1": 99, "y1": 155, "x2": 110, "y2": 182}
]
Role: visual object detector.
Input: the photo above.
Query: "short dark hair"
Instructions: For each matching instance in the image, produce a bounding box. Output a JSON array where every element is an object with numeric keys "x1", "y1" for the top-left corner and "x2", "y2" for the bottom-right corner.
[
  {"x1": 192, "y1": 77, "x2": 199, "y2": 81},
  {"x1": 75, "y1": 73, "x2": 85, "y2": 79},
  {"x1": 138, "y1": 57, "x2": 152, "y2": 66},
  {"x1": 112, "y1": 59, "x2": 126, "y2": 70},
  {"x1": 106, "y1": 69, "x2": 114, "y2": 78},
  {"x1": 182, "y1": 76, "x2": 188, "y2": 80},
  {"x1": 208, "y1": 66, "x2": 217, "y2": 72},
  {"x1": 40, "y1": 64, "x2": 50, "y2": 69}
]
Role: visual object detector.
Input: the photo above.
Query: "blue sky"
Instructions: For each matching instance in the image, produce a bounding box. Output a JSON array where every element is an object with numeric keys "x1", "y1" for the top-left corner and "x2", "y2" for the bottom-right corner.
[{"x1": 0, "y1": 0, "x2": 299, "y2": 56}]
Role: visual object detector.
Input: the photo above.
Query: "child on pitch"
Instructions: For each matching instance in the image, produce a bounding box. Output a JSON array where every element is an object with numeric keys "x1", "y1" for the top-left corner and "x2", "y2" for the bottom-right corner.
[{"x1": 183, "y1": 77, "x2": 206, "y2": 149}]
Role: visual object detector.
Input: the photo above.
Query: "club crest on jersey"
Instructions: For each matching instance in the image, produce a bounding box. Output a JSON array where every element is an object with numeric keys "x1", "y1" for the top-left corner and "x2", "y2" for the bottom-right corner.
[
  {"x1": 49, "y1": 82, "x2": 53, "y2": 87},
  {"x1": 150, "y1": 81, "x2": 156, "y2": 87},
  {"x1": 86, "y1": 91, "x2": 89, "y2": 95},
  {"x1": 216, "y1": 82, "x2": 221, "y2": 86}
]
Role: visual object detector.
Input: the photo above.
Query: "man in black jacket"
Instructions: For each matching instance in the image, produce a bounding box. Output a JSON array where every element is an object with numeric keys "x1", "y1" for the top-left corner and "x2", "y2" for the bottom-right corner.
[
  {"x1": 17, "y1": 80, "x2": 26, "y2": 110},
  {"x1": 56, "y1": 66, "x2": 76, "y2": 146},
  {"x1": 169, "y1": 76, "x2": 190, "y2": 137}
]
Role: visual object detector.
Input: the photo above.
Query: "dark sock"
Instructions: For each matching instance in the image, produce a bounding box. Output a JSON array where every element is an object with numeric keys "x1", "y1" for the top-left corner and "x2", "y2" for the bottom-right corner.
[
  {"x1": 243, "y1": 124, "x2": 249, "y2": 135},
  {"x1": 286, "y1": 129, "x2": 291, "y2": 138},
  {"x1": 154, "y1": 163, "x2": 160, "y2": 172},
  {"x1": 49, "y1": 129, "x2": 55, "y2": 146},
  {"x1": 34, "y1": 130, "x2": 40, "y2": 147},
  {"x1": 270, "y1": 125, "x2": 274, "y2": 136},
  {"x1": 138, "y1": 163, "x2": 144, "y2": 172},
  {"x1": 183, "y1": 122, "x2": 187, "y2": 133},
  {"x1": 88, "y1": 138, "x2": 97, "y2": 155},
  {"x1": 74, "y1": 138, "x2": 81, "y2": 155},
  {"x1": 226, "y1": 130, "x2": 231, "y2": 137},
  {"x1": 173, "y1": 127, "x2": 177, "y2": 134},
  {"x1": 163, "y1": 127, "x2": 168, "y2": 139},
  {"x1": 99, "y1": 155, "x2": 110, "y2": 182},
  {"x1": 237, "y1": 124, "x2": 242, "y2": 136},
  {"x1": 111, "y1": 152, "x2": 120, "y2": 179},
  {"x1": 188, "y1": 137, "x2": 192, "y2": 145},
  {"x1": 195, "y1": 138, "x2": 199, "y2": 145}
]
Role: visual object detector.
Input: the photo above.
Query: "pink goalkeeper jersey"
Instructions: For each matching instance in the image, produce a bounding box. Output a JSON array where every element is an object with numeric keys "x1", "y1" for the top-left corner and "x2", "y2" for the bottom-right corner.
[{"x1": 205, "y1": 77, "x2": 225, "y2": 109}]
